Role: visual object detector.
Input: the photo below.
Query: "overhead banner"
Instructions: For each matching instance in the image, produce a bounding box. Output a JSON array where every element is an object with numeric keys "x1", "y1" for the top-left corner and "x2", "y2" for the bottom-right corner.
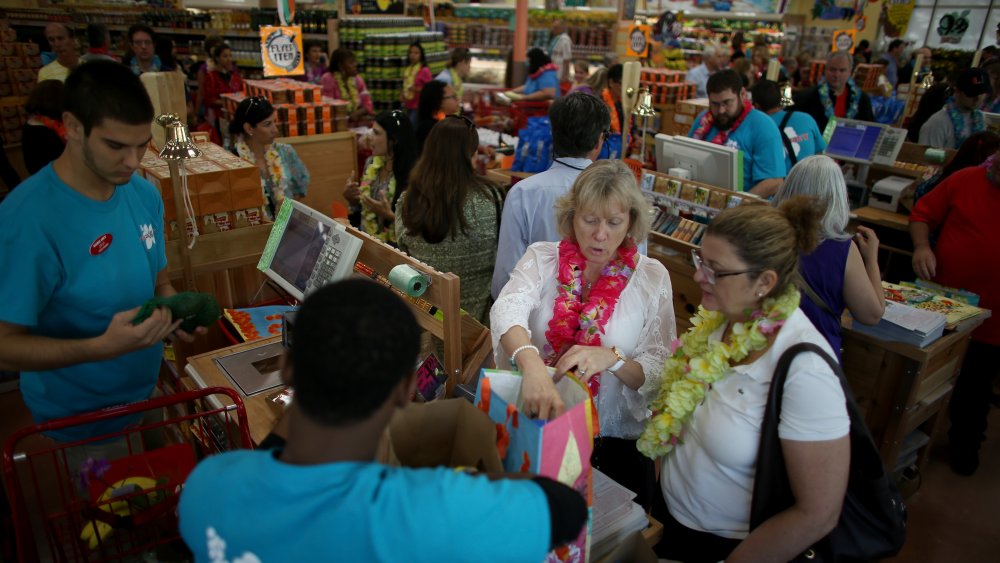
[
  {"x1": 883, "y1": 0, "x2": 915, "y2": 38},
  {"x1": 260, "y1": 26, "x2": 304, "y2": 77}
]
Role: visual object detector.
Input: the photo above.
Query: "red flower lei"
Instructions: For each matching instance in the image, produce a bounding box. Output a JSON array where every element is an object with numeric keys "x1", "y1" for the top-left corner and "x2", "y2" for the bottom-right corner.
[
  {"x1": 691, "y1": 98, "x2": 753, "y2": 145},
  {"x1": 544, "y1": 239, "x2": 638, "y2": 396}
]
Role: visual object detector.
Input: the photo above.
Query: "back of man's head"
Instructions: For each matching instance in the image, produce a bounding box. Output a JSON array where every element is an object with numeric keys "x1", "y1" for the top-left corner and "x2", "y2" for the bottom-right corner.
[
  {"x1": 888, "y1": 39, "x2": 904, "y2": 53},
  {"x1": 64, "y1": 61, "x2": 153, "y2": 136},
  {"x1": 86, "y1": 23, "x2": 108, "y2": 48},
  {"x1": 707, "y1": 68, "x2": 743, "y2": 96},
  {"x1": 549, "y1": 92, "x2": 611, "y2": 158},
  {"x1": 607, "y1": 64, "x2": 623, "y2": 84},
  {"x1": 291, "y1": 279, "x2": 420, "y2": 427},
  {"x1": 749, "y1": 79, "x2": 781, "y2": 112}
]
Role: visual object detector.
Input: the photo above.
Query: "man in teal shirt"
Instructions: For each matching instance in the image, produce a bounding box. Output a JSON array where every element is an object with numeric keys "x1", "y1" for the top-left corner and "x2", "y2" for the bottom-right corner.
[
  {"x1": 688, "y1": 69, "x2": 786, "y2": 196},
  {"x1": 750, "y1": 79, "x2": 826, "y2": 175}
]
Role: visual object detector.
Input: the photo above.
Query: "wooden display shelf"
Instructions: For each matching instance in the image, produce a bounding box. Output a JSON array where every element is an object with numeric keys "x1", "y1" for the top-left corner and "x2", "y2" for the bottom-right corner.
[
  {"x1": 279, "y1": 131, "x2": 357, "y2": 219},
  {"x1": 164, "y1": 224, "x2": 273, "y2": 280}
]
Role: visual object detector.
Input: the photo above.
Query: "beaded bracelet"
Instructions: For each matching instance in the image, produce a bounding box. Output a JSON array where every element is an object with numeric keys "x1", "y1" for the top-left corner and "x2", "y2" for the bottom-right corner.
[{"x1": 510, "y1": 344, "x2": 540, "y2": 369}]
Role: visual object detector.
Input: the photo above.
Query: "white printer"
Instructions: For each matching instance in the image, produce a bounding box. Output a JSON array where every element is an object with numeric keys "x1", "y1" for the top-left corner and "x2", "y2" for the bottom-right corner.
[{"x1": 869, "y1": 176, "x2": 912, "y2": 213}]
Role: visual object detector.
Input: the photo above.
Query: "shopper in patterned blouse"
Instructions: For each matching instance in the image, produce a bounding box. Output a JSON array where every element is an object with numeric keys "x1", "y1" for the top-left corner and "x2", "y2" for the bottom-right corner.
[
  {"x1": 320, "y1": 48, "x2": 374, "y2": 125},
  {"x1": 228, "y1": 97, "x2": 309, "y2": 220},
  {"x1": 396, "y1": 115, "x2": 503, "y2": 323},
  {"x1": 343, "y1": 110, "x2": 417, "y2": 244}
]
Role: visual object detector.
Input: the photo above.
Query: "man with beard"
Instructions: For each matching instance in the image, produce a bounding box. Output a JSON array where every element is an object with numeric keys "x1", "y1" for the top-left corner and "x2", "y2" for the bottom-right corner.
[
  {"x1": 687, "y1": 69, "x2": 786, "y2": 196},
  {"x1": 0, "y1": 62, "x2": 200, "y2": 442},
  {"x1": 791, "y1": 51, "x2": 874, "y2": 133}
]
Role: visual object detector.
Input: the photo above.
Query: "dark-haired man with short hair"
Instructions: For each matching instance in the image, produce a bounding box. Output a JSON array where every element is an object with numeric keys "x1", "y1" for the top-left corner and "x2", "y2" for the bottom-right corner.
[
  {"x1": 750, "y1": 79, "x2": 826, "y2": 174},
  {"x1": 688, "y1": 69, "x2": 786, "y2": 196},
  {"x1": 491, "y1": 92, "x2": 612, "y2": 297},
  {"x1": 126, "y1": 24, "x2": 161, "y2": 75},
  {"x1": 179, "y1": 280, "x2": 588, "y2": 561},
  {"x1": 0, "y1": 61, "x2": 198, "y2": 441}
]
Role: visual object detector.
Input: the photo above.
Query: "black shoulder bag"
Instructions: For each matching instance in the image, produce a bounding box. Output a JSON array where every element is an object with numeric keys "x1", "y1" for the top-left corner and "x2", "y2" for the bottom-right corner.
[
  {"x1": 778, "y1": 110, "x2": 799, "y2": 168},
  {"x1": 750, "y1": 343, "x2": 907, "y2": 562}
]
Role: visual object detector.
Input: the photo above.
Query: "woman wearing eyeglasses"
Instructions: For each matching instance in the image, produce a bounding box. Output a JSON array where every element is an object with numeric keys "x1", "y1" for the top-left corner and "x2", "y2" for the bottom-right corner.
[
  {"x1": 491, "y1": 160, "x2": 675, "y2": 510},
  {"x1": 395, "y1": 116, "x2": 503, "y2": 324},
  {"x1": 343, "y1": 110, "x2": 418, "y2": 244},
  {"x1": 320, "y1": 48, "x2": 374, "y2": 125},
  {"x1": 201, "y1": 43, "x2": 243, "y2": 140},
  {"x1": 228, "y1": 97, "x2": 309, "y2": 220},
  {"x1": 642, "y1": 198, "x2": 851, "y2": 563},
  {"x1": 415, "y1": 80, "x2": 460, "y2": 153}
]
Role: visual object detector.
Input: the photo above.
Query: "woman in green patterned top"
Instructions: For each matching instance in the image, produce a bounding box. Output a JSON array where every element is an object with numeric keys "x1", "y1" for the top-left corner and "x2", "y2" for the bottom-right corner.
[{"x1": 395, "y1": 116, "x2": 503, "y2": 323}]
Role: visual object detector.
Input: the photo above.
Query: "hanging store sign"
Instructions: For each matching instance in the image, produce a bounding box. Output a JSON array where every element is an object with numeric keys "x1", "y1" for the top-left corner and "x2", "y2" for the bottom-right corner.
[
  {"x1": 936, "y1": 10, "x2": 970, "y2": 45},
  {"x1": 260, "y1": 26, "x2": 304, "y2": 77},
  {"x1": 832, "y1": 29, "x2": 856, "y2": 53},
  {"x1": 626, "y1": 25, "x2": 651, "y2": 58},
  {"x1": 883, "y1": 0, "x2": 915, "y2": 38}
]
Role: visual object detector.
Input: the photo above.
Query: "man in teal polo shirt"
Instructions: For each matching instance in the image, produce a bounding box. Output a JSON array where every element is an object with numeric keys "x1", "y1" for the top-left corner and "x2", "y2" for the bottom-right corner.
[
  {"x1": 750, "y1": 79, "x2": 826, "y2": 175},
  {"x1": 688, "y1": 69, "x2": 786, "y2": 196}
]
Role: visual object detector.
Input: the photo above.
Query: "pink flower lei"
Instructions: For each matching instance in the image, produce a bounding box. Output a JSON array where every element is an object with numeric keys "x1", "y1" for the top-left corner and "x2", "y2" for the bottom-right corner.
[{"x1": 544, "y1": 239, "x2": 638, "y2": 394}]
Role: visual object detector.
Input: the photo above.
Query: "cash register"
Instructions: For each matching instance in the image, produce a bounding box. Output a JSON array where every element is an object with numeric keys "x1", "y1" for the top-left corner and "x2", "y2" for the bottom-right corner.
[
  {"x1": 824, "y1": 118, "x2": 909, "y2": 210},
  {"x1": 211, "y1": 200, "x2": 362, "y2": 398}
]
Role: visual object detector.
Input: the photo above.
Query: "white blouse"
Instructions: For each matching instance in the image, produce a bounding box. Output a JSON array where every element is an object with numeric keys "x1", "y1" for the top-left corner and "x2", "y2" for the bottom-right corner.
[{"x1": 490, "y1": 242, "x2": 677, "y2": 439}]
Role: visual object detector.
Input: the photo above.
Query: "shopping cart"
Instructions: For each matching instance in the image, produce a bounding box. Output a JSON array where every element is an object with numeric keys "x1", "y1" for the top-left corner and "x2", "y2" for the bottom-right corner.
[{"x1": 3, "y1": 387, "x2": 253, "y2": 562}]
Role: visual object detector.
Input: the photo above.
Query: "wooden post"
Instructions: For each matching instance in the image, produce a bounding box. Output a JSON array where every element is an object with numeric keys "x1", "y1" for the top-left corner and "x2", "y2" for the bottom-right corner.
[
  {"x1": 971, "y1": 50, "x2": 982, "y2": 68},
  {"x1": 898, "y1": 53, "x2": 924, "y2": 127},
  {"x1": 168, "y1": 160, "x2": 198, "y2": 292},
  {"x1": 511, "y1": 0, "x2": 529, "y2": 87}
]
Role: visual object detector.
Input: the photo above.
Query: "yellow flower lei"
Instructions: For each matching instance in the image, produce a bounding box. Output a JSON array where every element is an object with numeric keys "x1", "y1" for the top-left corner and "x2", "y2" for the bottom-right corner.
[
  {"x1": 234, "y1": 138, "x2": 288, "y2": 213},
  {"x1": 335, "y1": 72, "x2": 359, "y2": 112},
  {"x1": 637, "y1": 284, "x2": 801, "y2": 459},
  {"x1": 360, "y1": 155, "x2": 396, "y2": 244}
]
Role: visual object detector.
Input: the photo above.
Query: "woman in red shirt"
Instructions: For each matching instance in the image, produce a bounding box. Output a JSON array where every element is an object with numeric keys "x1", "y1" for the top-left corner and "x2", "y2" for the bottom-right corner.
[{"x1": 201, "y1": 43, "x2": 244, "y2": 140}]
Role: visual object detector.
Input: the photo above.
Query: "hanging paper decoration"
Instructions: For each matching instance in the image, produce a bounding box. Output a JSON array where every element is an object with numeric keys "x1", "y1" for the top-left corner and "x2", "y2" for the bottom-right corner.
[
  {"x1": 882, "y1": 0, "x2": 915, "y2": 38},
  {"x1": 260, "y1": 26, "x2": 304, "y2": 77}
]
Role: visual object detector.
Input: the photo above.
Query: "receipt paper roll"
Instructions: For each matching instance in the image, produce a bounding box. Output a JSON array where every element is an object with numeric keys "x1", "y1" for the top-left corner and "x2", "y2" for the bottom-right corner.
[{"x1": 388, "y1": 264, "x2": 429, "y2": 297}]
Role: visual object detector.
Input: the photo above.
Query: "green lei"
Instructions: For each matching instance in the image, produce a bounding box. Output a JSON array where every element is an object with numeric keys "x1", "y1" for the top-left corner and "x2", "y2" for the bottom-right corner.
[
  {"x1": 638, "y1": 285, "x2": 801, "y2": 459},
  {"x1": 945, "y1": 98, "x2": 985, "y2": 149},
  {"x1": 335, "y1": 72, "x2": 359, "y2": 112},
  {"x1": 360, "y1": 156, "x2": 396, "y2": 244},
  {"x1": 818, "y1": 79, "x2": 861, "y2": 120}
]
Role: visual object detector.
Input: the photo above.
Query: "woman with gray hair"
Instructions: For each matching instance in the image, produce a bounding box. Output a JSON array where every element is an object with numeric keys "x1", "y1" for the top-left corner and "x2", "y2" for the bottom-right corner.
[
  {"x1": 490, "y1": 159, "x2": 676, "y2": 508},
  {"x1": 772, "y1": 155, "x2": 885, "y2": 359}
]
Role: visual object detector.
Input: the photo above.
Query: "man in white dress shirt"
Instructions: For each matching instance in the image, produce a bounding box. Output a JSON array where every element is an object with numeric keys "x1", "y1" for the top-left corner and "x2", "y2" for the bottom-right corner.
[
  {"x1": 491, "y1": 93, "x2": 610, "y2": 298},
  {"x1": 686, "y1": 44, "x2": 724, "y2": 99}
]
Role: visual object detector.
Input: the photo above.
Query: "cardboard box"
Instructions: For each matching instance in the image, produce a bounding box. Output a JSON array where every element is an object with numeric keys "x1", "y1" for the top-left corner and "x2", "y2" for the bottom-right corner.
[{"x1": 187, "y1": 160, "x2": 230, "y2": 195}]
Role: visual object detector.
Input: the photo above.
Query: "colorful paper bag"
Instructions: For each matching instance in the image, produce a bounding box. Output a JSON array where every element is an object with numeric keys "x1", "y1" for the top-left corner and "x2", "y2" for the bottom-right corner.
[{"x1": 475, "y1": 369, "x2": 596, "y2": 563}]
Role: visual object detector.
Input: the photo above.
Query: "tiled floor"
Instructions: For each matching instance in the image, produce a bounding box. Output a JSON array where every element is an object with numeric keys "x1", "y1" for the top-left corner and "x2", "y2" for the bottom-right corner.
[{"x1": 1, "y1": 389, "x2": 997, "y2": 561}]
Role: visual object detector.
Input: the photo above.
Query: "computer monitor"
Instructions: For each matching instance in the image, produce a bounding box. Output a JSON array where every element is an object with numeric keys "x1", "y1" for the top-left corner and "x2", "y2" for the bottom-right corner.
[
  {"x1": 654, "y1": 134, "x2": 743, "y2": 191},
  {"x1": 823, "y1": 118, "x2": 907, "y2": 166},
  {"x1": 257, "y1": 199, "x2": 363, "y2": 302},
  {"x1": 984, "y1": 112, "x2": 1000, "y2": 134}
]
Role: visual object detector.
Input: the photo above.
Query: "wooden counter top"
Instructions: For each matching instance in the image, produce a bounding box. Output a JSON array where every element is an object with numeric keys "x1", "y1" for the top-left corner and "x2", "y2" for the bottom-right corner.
[{"x1": 852, "y1": 206, "x2": 910, "y2": 232}]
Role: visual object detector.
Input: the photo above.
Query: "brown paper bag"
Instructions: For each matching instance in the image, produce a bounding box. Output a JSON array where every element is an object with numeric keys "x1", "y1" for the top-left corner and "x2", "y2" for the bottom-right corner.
[{"x1": 383, "y1": 399, "x2": 503, "y2": 473}]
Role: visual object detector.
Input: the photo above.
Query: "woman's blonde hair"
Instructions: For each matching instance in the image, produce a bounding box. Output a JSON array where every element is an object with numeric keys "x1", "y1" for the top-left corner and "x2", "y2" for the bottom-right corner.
[
  {"x1": 555, "y1": 160, "x2": 651, "y2": 244},
  {"x1": 706, "y1": 196, "x2": 821, "y2": 297}
]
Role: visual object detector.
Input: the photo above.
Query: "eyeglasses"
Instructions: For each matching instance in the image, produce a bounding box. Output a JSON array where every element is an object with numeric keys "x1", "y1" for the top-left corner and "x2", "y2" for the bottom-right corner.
[
  {"x1": 447, "y1": 114, "x2": 475, "y2": 129},
  {"x1": 691, "y1": 249, "x2": 759, "y2": 285}
]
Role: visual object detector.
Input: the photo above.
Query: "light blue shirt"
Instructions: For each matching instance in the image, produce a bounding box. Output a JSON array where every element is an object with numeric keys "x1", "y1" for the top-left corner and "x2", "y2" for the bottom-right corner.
[
  {"x1": 688, "y1": 107, "x2": 787, "y2": 190},
  {"x1": 525, "y1": 69, "x2": 560, "y2": 98},
  {"x1": 490, "y1": 158, "x2": 647, "y2": 299},
  {"x1": 492, "y1": 159, "x2": 589, "y2": 299},
  {"x1": 881, "y1": 53, "x2": 898, "y2": 87},
  {"x1": 768, "y1": 109, "x2": 827, "y2": 174},
  {"x1": 180, "y1": 451, "x2": 552, "y2": 562},
  {"x1": 0, "y1": 165, "x2": 166, "y2": 441},
  {"x1": 686, "y1": 63, "x2": 710, "y2": 98}
]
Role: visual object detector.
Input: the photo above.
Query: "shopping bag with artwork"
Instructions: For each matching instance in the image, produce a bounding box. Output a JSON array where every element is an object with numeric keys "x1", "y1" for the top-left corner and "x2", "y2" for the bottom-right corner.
[{"x1": 474, "y1": 369, "x2": 596, "y2": 563}]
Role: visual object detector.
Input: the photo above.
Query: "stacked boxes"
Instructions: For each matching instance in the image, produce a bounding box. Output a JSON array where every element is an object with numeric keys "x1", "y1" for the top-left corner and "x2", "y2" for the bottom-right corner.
[
  {"x1": 641, "y1": 68, "x2": 696, "y2": 107},
  {"x1": 671, "y1": 98, "x2": 709, "y2": 136},
  {"x1": 141, "y1": 141, "x2": 264, "y2": 240},
  {"x1": 853, "y1": 64, "x2": 884, "y2": 90},
  {"x1": 0, "y1": 24, "x2": 41, "y2": 145},
  {"x1": 221, "y1": 82, "x2": 350, "y2": 138},
  {"x1": 808, "y1": 60, "x2": 826, "y2": 86}
]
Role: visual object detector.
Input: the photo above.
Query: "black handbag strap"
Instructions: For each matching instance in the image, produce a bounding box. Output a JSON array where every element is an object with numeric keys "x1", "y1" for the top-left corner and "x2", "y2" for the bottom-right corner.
[
  {"x1": 778, "y1": 110, "x2": 798, "y2": 167},
  {"x1": 749, "y1": 342, "x2": 871, "y2": 529},
  {"x1": 800, "y1": 280, "x2": 834, "y2": 316}
]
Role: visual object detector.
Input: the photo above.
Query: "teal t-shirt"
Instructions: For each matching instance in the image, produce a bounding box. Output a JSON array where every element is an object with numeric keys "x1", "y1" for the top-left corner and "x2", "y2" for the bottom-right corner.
[
  {"x1": 180, "y1": 452, "x2": 552, "y2": 562},
  {"x1": 769, "y1": 109, "x2": 827, "y2": 174},
  {"x1": 0, "y1": 164, "x2": 166, "y2": 441},
  {"x1": 688, "y1": 107, "x2": 786, "y2": 190}
]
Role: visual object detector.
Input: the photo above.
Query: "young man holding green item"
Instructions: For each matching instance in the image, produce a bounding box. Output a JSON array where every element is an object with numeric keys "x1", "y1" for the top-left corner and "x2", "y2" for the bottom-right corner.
[{"x1": 0, "y1": 61, "x2": 203, "y2": 442}]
